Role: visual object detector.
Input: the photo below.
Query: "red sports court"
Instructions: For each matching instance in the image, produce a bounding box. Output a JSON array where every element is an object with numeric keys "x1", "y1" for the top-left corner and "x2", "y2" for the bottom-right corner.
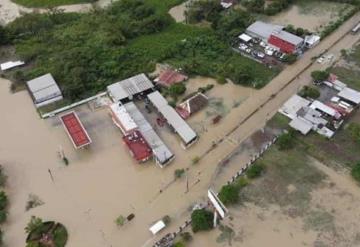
[
  {"x1": 60, "y1": 111, "x2": 92, "y2": 149},
  {"x1": 123, "y1": 130, "x2": 152, "y2": 162}
]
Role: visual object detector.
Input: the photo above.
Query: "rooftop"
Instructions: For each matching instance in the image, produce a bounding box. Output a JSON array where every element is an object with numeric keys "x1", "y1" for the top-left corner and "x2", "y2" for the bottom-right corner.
[
  {"x1": 246, "y1": 21, "x2": 284, "y2": 40},
  {"x1": 26, "y1": 73, "x2": 63, "y2": 107},
  {"x1": 107, "y1": 73, "x2": 154, "y2": 102},
  {"x1": 155, "y1": 69, "x2": 188, "y2": 87},
  {"x1": 123, "y1": 102, "x2": 174, "y2": 166},
  {"x1": 147, "y1": 91, "x2": 197, "y2": 146},
  {"x1": 278, "y1": 94, "x2": 310, "y2": 120},
  {"x1": 271, "y1": 30, "x2": 304, "y2": 46},
  {"x1": 123, "y1": 130, "x2": 152, "y2": 162}
]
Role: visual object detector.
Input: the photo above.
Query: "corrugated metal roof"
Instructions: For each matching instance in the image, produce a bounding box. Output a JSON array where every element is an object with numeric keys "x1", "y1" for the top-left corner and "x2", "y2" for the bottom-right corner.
[
  {"x1": 147, "y1": 91, "x2": 197, "y2": 146},
  {"x1": 289, "y1": 117, "x2": 312, "y2": 135},
  {"x1": 246, "y1": 21, "x2": 283, "y2": 40},
  {"x1": 26, "y1": 73, "x2": 63, "y2": 105},
  {"x1": 123, "y1": 102, "x2": 174, "y2": 166},
  {"x1": 338, "y1": 87, "x2": 360, "y2": 105},
  {"x1": 107, "y1": 73, "x2": 154, "y2": 102}
]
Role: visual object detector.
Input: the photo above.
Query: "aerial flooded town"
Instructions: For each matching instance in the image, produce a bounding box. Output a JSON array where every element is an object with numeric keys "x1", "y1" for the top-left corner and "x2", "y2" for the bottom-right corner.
[{"x1": 1, "y1": 0, "x2": 360, "y2": 247}]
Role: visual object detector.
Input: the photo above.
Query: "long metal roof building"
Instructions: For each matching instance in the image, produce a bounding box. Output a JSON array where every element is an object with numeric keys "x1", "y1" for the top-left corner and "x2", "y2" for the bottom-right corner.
[
  {"x1": 147, "y1": 91, "x2": 198, "y2": 147},
  {"x1": 123, "y1": 102, "x2": 174, "y2": 167}
]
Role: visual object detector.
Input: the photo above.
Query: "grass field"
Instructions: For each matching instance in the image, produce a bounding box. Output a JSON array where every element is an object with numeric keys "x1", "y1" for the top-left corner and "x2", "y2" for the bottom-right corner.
[{"x1": 12, "y1": 0, "x2": 95, "y2": 8}]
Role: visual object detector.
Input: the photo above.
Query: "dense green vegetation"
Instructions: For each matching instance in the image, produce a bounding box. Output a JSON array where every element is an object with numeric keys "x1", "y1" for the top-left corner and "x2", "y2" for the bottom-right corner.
[
  {"x1": 277, "y1": 131, "x2": 295, "y2": 150},
  {"x1": 311, "y1": 70, "x2": 329, "y2": 82},
  {"x1": 12, "y1": 0, "x2": 95, "y2": 8},
  {"x1": 191, "y1": 209, "x2": 214, "y2": 233},
  {"x1": 4, "y1": 0, "x2": 275, "y2": 101},
  {"x1": 298, "y1": 85, "x2": 320, "y2": 99},
  {"x1": 351, "y1": 162, "x2": 360, "y2": 182},
  {"x1": 218, "y1": 184, "x2": 239, "y2": 205},
  {"x1": 246, "y1": 162, "x2": 265, "y2": 178}
]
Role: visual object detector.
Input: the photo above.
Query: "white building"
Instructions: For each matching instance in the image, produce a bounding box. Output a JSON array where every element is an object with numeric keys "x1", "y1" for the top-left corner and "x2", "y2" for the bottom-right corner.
[{"x1": 26, "y1": 73, "x2": 63, "y2": 108}]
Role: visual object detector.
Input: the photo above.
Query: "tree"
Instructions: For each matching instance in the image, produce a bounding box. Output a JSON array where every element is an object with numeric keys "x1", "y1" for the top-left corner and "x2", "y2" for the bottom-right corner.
[
  {"x1": 298, "y1": 86, "x2": 320, "y2": 99},
  {"x1": 25, "y1": 216, "x2": 43, "y2": 234},
  {"x1": 168, "y1": 83, "x2": 186, "y2": 96},
  {"x1": 0, "y1": 210, "x2": 7, "y2": 224},
  {"x1": 246, "y1": 163, "x2": 265, "y2": 179},
  {"x1": 311, "y1": 70, "x2": 329, "y2": 82},
  {"x1": 244, "y1": 0, "x2": 265, "y2": 13},
  {"x1": 351, "y1": 162, "x2": 360, "y2": 182},
  {"x1": 277, "y1": 132, "x2": 295, "y2": 150},
  {"x1": 173, "y1": 242, "x2": 185, "y2": 247},
  {"x1": 191, "y1": 209, "x2": 214, "y2": 233},
  {"x1": 218, "y1": 184, "x2": 239, "y2": 205},
  {"x1": 0, "y1": 192, "x2": 7, "y2": 210},
  {"x1": 180, "y1": 232, "x2": 193, "y2": 242}
]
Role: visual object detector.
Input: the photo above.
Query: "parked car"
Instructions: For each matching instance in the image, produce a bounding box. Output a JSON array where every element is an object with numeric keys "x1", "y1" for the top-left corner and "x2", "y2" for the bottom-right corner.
[
  {"x1": 256, "y1": 51, "x2": 265, "y2": 59},
  {"x1": 239, "y1": 43, "x2": 248, "y2": 51},
  {"x1": 245, "y1": 48, "x2": 252, "y2": 54},
  {"x1": 260, "y1": 41, "x2": 267, "y2": 47}
]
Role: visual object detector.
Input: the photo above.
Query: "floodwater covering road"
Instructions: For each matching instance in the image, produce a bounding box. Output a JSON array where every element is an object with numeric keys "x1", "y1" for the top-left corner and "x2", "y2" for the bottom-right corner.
[{"x1": 0, "y1": 4, "x2": 359, "y2": 247}]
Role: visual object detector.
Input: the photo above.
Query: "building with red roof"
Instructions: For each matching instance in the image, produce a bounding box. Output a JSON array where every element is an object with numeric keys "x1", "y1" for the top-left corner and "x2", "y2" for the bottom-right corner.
[
  {"x1": 123, "y1": 131, "x2": 152, "y2": 162},
  {"x1": 155, "y1": 69, "x2": 188, "y2": 87}
]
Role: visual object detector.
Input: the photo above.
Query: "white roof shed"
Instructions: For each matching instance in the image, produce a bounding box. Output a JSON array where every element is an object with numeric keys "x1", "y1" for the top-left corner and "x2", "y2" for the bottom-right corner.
[
  {"x1": 149, "y1": 220, "x2": 166, "y2": 235},
  {"x1": 289, "y1": 117, "x2": 312, "y2": 135},
  {"x1": 26, "y1": 73, "x2": 63, "y2": 108}
]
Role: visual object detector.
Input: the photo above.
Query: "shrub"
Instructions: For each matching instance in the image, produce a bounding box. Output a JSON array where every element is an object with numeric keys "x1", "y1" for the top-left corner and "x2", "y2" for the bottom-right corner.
[
  {"x1": 216, "y1": 75, "x2": 227, "y2": 84},
  {"x1": 311, "y1": 70, "x2": 329, "y2": 82},
  {"x1": 173, "y1": 241, "x2": 185, "y2": 247},
  {"x1": 191, "y1": 209, "x2": 214, "y2": 233},
  {"x1": 235, "y1": 177, "x2": 249, "y2": 188},
  {"x1": 277, "y1": 132, "x2": 295, "y2": 150},
  {"x1": 162, "y1": 215, "x2": 171, "y2": 225},
  {"x1": 351, "y1": 162, "x2": 360, "y2": 182},
  {"x1": 192, "y1": 156, "x2": 200, "y2": 165},
  {"x1": 246, "y1": 163, "x2": 265, "y2": 179},
  {"x1": 115, "y1": 215, "x2": 125, "y2": 226},
  {"x1": 180, "y1": 232, "x2": 193, "y2": 242},
  {"x1": 282, "y1": 54, "x2": 297, "y2": 64},
  {"x1": 298, "y1": 86, "x2": 320, "y2": 99},
  {"x1": 0, "y1": 210, "x2": 7, "y2": 223},
  {"x1": 169, "y1": 83, "x2": 186, "y2": 97},
  {"x1": 0, "y1": 166, "x2": 7, "y2": 187},
  {"x1": 218, "y1": 184, "x2": 239, "y2": 205},
  {"x1": 174, "y1": 169, "x2": 185, "y2": 179}
]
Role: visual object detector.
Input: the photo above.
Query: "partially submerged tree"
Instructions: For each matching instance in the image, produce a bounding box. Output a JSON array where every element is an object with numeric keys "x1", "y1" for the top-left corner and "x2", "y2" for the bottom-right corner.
[
  {"x1": 191, "y1": 209, "x2": 214, "y2": 233},
  {"x1": 25, "y1": 216, "x2": 43, "y2": 233},
  {"x1": 115, "y1": 215, "x2": 125, "y2": 227}
]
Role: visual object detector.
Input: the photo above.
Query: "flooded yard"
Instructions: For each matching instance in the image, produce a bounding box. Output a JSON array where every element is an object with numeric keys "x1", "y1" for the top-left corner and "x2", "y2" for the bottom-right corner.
[{"x1": 268, "y1": 1, "x2": 354, "y2": 32}]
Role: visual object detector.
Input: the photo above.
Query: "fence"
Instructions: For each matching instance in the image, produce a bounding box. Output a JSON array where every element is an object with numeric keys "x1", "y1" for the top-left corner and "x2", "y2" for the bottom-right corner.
[{"x1": 153, "y1": 134, "x2": 280, "y2": 247}]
